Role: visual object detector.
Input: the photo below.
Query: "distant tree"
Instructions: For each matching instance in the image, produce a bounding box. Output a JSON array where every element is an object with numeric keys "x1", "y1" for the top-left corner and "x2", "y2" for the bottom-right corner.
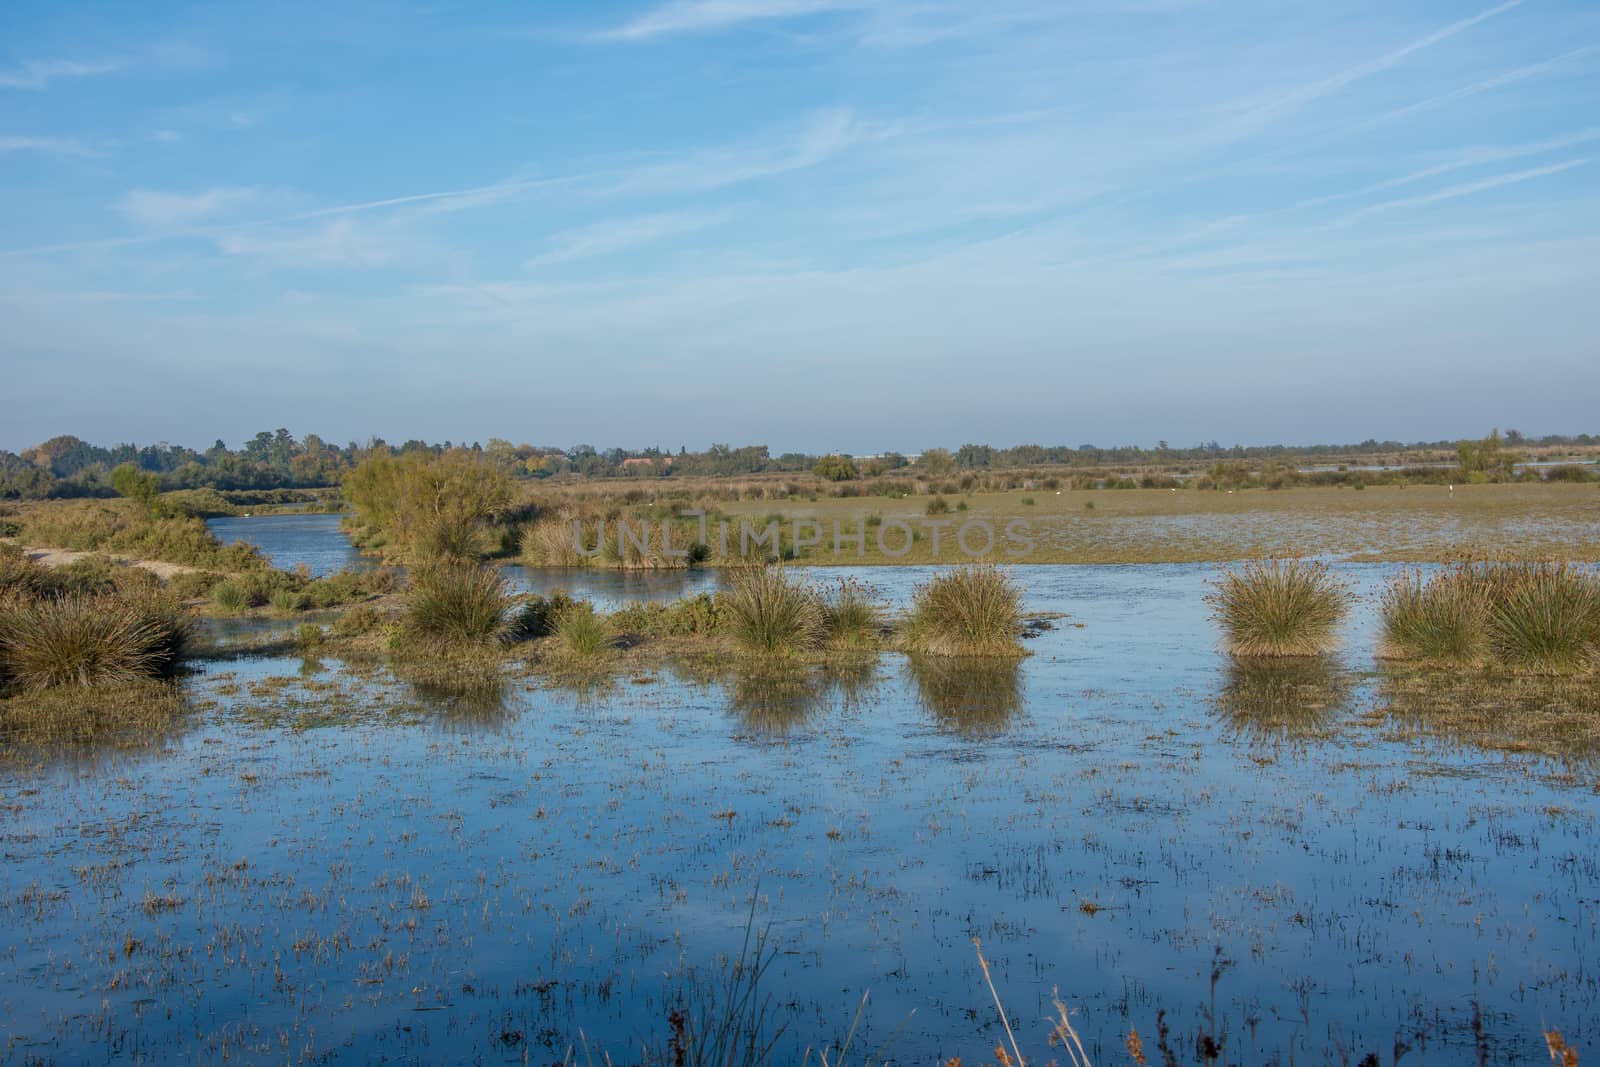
[
  {"x1": 110, "y1": 462, "x2": 162, "y2": 512},
  {"x1": 813, "y1": 454, "x2": 859, "y2": 481}
]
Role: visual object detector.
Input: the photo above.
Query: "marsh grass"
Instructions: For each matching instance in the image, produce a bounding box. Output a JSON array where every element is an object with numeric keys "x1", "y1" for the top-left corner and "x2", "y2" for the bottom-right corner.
[
  {"x1": 1380, "y1": 561, "x2": 1600, "y2": 673},
  {"x1": 1379, "y1": 567, "x2": 1487, "y2": 664},
  {"x1": 724, "y1": 563, "x2": 824, "y2": 657},
  {"x1": 551, "y1": 602, "x2": 615, "y2": 660},
  {"x1": 396, "y1": 561, "x2": 512, "y2": 649},
  {"x1": 1483, "y1": 562, "x2": 1600, "y2": 674},
  {"x1": 1379, "y1": 669, "x2": 1600, "y2": 763},
  {"x1": 822, "y1": 578, "x2": 881, "y2": 648},
  {"x1": 1207, "y1": 558, "x2": 1349, "y2": 658},
  {"x1": 903, "y1": 564, "x2": 1023, "y2": 657},
  {"x1": 270, "y1": 588, "x2": 310, "y2": 615},
  {"x1": 209, "y1": 580, "x2": 250, "y2": 614},
  {"x1": 0, "y1": 592, "x2": 191, "y2": 690}
]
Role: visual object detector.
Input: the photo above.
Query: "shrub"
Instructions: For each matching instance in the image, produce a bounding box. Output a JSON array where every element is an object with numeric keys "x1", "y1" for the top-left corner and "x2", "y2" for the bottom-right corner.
[
  {"x1": 926, "y1": 495, "x2": 951, "y2": 516},
  {"x1": 332, "y1": 604, "x2": 382, "y2": 637},
  {"x1": 1020, "y1": 496, "x2": 1035, "y2": 506},
  {"x1": 167, "y1": 570, "x2": 224, "y2": 601},
  {"x1": 303, "y1": 568, "x2": 394, "y2": 608},
  {"x1": 270, "y1": 589, "x2": 310, "y2": 615},
  {"x1": 725, "y1": 563, "x2": 824, "y2": 656},
  {"x1": 1207, "y1": 558, "x2": 1350, "y2": 658},
  {"x1": 552, "y1": 603, "x2": 614, "y2": 660},
  {"x1": 1379, "y1": 567, "x2": 1487, "y2": 664},
  {"x1": 0, "y1": 593, "x2": 189, "y2": 690},
  {"x1": 1483, "y1": 563, "x2": 1600, "y2": 675},
  {"x1": 295, "y1": 623, "x2": 326, "y2": 650},
  {"x1": 209, "y1": 580, "x2": 250, "y2": 614},
  {"x1": 398, "y1": 561, "x2": 513, "y2": 648},
  {"x1": 904, "y1": 564, "x2": 1024, "y2": 657}
]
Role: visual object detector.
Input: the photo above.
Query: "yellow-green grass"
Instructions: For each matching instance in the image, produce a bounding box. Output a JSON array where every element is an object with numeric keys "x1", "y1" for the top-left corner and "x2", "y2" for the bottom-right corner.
[
  {"x1": 702, "y1": 483, "x2": 1600, "y2": 565},
  {"x1": 903, "y1": 565, "x2": 1024, "y2": 657},
  {"x1": 0, "y1": 591, "x2": 191, "y2": 690},
  {"x1": 723, "y1": 563, "x2": 825, "y2": 657},
  {"x1": 1207, "y1": 558, "x2": 1350, "y2": 659}
]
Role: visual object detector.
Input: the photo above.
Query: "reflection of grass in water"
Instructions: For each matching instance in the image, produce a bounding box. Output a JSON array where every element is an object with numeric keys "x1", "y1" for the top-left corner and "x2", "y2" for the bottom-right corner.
[
  {"x1": 724, "y1": 665, "x2": 825, "y2": 735},
  {"x1": 406, "y1": 677, "x2": 513, "y2": 729},
  {"x1": 905, "y1": 655, "x2": 1023, "y2": 735},
  {"x1": 1377, "y1": 669, "x2": 1600, "y2": 765},
  {"x1": 1212, "y1": 660, "x2": 1349, "y2": 741},
  {"x1": 0, "y1": 677, "x2": 191, "y2": 749}
]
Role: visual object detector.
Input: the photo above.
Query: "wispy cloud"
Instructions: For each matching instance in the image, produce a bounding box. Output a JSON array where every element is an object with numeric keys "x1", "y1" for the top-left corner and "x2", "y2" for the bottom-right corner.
[
  {"x1": 0, "y1": 57, "x2": 116, "y2": 90},
  {"x1": 1216, "y1": 0, "x2": 1527, "y2": 138},
  {"x1": 523, "y1": 209, "x2": 734, "y2": 269},
  {"x1": 593, "y1": 0, "x2": 863, "y2": 42},
  {"x1": 1345, "y1": 158, "x2": 1591, "y2": 221},
  {"x1": 117, "y1": 187, "x2": 263, "y2": 228},
  {"x1": 0, "y1": 135, "x2": 96, "y2": 156}
]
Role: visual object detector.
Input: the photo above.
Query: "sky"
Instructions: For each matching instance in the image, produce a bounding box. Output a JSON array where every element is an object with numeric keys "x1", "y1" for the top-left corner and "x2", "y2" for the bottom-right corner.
[{"x1": 2, "y1": 0, "x2": 1598, "y2": 454}]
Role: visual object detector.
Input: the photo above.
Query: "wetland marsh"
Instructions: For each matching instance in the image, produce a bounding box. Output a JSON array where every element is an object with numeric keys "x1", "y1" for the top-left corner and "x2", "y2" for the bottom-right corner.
[{"x1": 3, "y1": 515, "x2": 1598, "y2": 1063}]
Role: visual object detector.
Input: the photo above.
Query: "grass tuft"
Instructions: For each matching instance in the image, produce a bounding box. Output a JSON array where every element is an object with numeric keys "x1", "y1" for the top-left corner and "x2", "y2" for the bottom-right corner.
[
  {"x1": 552, "y1": 602, "x2": 615, "y2": 660},
  {"x1": 822, "y1": 578, "x2": 881, "y2": 647},
  {"x1": 0, "y1": 592, "x2": 190, "y2": 690},
  {"x1": 397, "y1": 561, "x2": 513, "y2": 649},
  {"x1": 724, "y1": 563, "x2": 824, "y2": 657},
  {"x1": 1379, "y1": 566, "x2": 1487, "y2": 664},
  {"x1": 1483, "y1": 562, "x2": 1600, "y2": 675},
  {"x1": 1207, "y1": 558, "x2": 1349, "y2": 658},
  {"x1": 904, "y1": 564, "x2": 1024, "y2": 657}
]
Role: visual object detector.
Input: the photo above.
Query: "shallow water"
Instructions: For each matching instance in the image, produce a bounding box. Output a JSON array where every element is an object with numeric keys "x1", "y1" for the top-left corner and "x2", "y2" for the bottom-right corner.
[
  {"x1": 207, "y1": 513, "x2": 372, "y2": 577},
  {"x1": 4, "y1": 519, "x2": 1596, "y2": 1063},
  {"x1": 4, "y1": 566, "x2": 1599, "y2": 1063}
]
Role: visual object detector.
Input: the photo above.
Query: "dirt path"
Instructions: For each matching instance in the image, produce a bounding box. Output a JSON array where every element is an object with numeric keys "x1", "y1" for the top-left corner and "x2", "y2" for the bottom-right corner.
[{"x1": 13, "y1": 544, "x2": 203, "y2": 580}]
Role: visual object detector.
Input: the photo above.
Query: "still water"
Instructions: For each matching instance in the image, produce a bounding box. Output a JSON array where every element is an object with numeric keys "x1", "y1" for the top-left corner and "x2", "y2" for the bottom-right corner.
[{"x1": 3, "y1": 516, "x2": 1595, "y2": 1063}]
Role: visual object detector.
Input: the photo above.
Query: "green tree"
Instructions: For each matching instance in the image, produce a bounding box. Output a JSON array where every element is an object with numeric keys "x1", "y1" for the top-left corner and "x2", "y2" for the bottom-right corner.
[
  {"x1": 110, "y1": 462, "x2": 162, "y2": 512},
  {"x1": 813, "y1": 454, "x2": 860, "y2": 481}
]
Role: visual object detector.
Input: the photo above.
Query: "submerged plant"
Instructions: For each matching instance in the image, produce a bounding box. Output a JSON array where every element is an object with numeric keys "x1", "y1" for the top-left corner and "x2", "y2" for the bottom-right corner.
[
  {"x1": 1207, "y1": 558, "x2": 1349, "y2": 658},
  {"x1": 724, "y1": 563, "x2": 824, "y2": 657},
  {"x1": 904, "y1": 564, "x2": 1023, "y2": 657}
]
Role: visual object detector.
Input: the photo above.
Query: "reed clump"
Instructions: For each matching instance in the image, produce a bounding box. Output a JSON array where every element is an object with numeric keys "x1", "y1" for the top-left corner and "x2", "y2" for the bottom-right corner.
[
  {"x1": 1379, "y1": 566, "x2": 1487, "y2": 665},
  {"x1": 1207, "y1": 558, "x2": 1349, "y2": 658},
  {"x1": 1379, "y1": 561, "x2": 1600, "y2": 674},
  {"x1": 551, "y1": 602, "x2": 615, "y2": 660},
  {"x1": 822, "y1": 578, "x2": 881, "y2": 648},
  {"x1": 396, "y1": 561, "x2": 513, "y2": 650},
  {"x1": 903, "y1": 564, "x2": 1024, "y2": 657},
  {"x1": 724, "y1": 563, "x2": 824, "y2": 657},
  {"x1": 0, "y1": 591, "x2": 190, "y2": 690}
]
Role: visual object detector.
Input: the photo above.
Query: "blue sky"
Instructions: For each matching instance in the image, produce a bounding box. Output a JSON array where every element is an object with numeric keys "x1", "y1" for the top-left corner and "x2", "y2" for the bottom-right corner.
[{"x1": 2, "y1": 0, "x2": 1597, "y2": 453}]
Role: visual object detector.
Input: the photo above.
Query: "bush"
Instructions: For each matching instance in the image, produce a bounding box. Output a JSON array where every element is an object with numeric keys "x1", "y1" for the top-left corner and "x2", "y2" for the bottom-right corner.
[
  {"x1": 0, "y1": 592, "x2": 189, "y2": 690},
  {"x1": 725, "y1": 563, "x2": 824, "y2": 656},
  {"x1": 303, "y1": 568, "x2": 395, "y2": 608},
  {"x1": 1207, "y1": 558, "x2": 1350, "y2": 658},
  {"x1": 0, "y1": 546, "x2": 66, "y2": 601},
  {"x1": 904, "y1": 564, "x2": 1024, "y2": 657},
  {"x1": 209, "y1": 580, "x2": 249, "y2": 614},
  {"x1": 332, "y1": 604, "x2": 382, "y2": 637},
  {"x1": 270, "y1": 588, "x2": 310, "y2": 615},
  {"x1": 609, "y1": 593, "x2": 724, "y2": 638},
  {"x1": 926, "y1": 495, "x2": 951, "y2": 516},
  {"x1": 398, "y1": 561, "x2": 513, "y2": 648}
]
